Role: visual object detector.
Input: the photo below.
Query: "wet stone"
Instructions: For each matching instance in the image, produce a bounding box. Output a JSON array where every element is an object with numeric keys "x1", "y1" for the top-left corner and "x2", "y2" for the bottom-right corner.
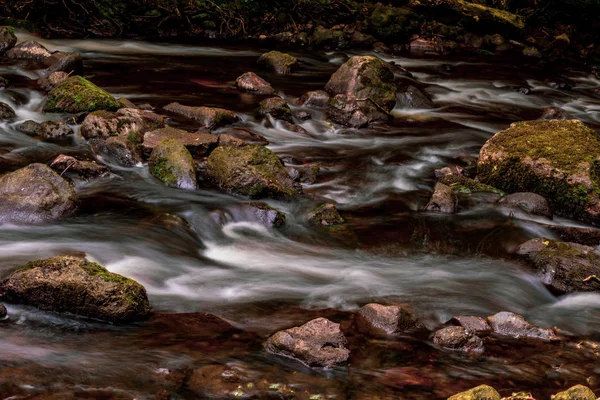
[
  {"x1": 0, "y1": 102, "x2": 16, "y2": 121},
  {"x1": 50, "y1": 154, "x2": 110, "y2": 179},
  {"x1": 356, "y1": 303, "x2": 424, "y2": 337},
  {"x1": 552, "y1": 385, "x2": 597, "y2": 400},
  {"x1": 0, "y1": 303, "x2": 6, "y2": 319},
  {"x1": 17, "y1": 120, "x2": 40, "y2": 134},
  {"x1": 307, "y1": 203, "x2": 344, "y2": 226},
  {"x1": 448, "y1": 385, "x2": 501, "y2": 400},
  {"x1": 34, "y1": 121, "x2": 74, "y2": 139},
  {"x1": 432, "y1": 326, "x2": 484, "y2": 353},
  {"x1": 497, "y1": 192, "x2": 552, "y2": 218},
  {"x1": 449, "y1": 316, "x2": 492, "y2": 334},
  {"x1": 235, "y1": 72, "x2": 274, "y2": 95},
  {"x1": 487, "y1": 311, "x2": 559, "y2": 341}
]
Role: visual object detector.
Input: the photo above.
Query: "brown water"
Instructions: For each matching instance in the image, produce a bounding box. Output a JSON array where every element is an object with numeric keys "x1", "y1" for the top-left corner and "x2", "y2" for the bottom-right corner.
[{"x1": 1, "y1": 32, "x2": 600, "y2": 399}]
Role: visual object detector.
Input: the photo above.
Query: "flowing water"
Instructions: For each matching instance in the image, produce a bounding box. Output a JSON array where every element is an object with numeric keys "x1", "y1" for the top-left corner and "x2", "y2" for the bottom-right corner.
[{"x1": 1, "y1": 31, "x2": 600, "y2": 399}]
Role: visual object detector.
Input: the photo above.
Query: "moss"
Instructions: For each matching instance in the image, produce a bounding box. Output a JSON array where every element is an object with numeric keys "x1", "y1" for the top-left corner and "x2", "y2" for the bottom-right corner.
[
  {"x1": 149, "y1": 138, "x2": 197, "y2": 189},
  {"x1": 448, "y1": 384, "x2": 501, "y2": 400},
  {"x1": 127, "y1": 131, "x2": 141, "y2": 144},
  {"x1": 43, "y1": 76, "x2": 120, "y2": 113},
  {"x1": 258, "y1": 51, "x2": 297, "y2": 74},
  {"x1": 439, "y1": 174, "x2": 504, "y2": 195},
  {"x1": 152, "y1": 157, "x2": 177, "y2": 186}
]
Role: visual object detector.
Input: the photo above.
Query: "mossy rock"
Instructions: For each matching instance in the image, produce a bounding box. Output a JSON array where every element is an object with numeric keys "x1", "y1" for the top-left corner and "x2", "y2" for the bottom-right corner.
[
  {"x1": 149, "y1": 138, "x2": 198, "y2": 190},
  {"x1": 370, "y1": 6, "x2": 421, "y2": 42},
  {"x1": 307, "y1": 203, "x2": 344, "y2": 226},
  {"x1": 311, "y1": 26, "x2": 346, "y2": 49},
  {"x1": 0, "y1": 26, "x2": 17, "y2": 55},
  {"x1": 206, "y1": 145, "x2": 300, "y2": 199},
  {"x1": 0, "y1": 256, "x2": 150, "y2": 323},
  {"x1": 477, "y1": 120, "x2": 600, "y2": 225},
  {"x1": 439, "y1": 174, "x2": 504, "y2": 196},
  {"x1": 552, "y1": 384, "x2": 596, "y2": 400},
  {"x1": 447, "y1": 384, "x2": 501, "y2": 400},
  {"x1": 258, "y1": 51, "x2": 298, "y2": 74},
  {"x1": 43, "y1": 76, "x2": 120, "y2": 113}
]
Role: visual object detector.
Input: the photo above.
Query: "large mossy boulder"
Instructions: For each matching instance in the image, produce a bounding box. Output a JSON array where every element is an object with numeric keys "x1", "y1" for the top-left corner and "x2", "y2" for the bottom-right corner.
[
  {"x1": 43, "y1": 76, "x2": 120, "y2": 113},
  {"x1": 0, "y1": 256, "x2": 150, "y2": 322},
  {"x1": 258, "y1": 51, "x2": 298, "y2": 74},
  {"x1": 552, "y1": 385, "x2": 597, "y2": 400},
  {"x1": 206, "y1": 145, "x2": 300, "y2": 198},
  {"x1": 477, "y1": 120, "x2": 600, "y2": 225},
  {"x1": 149, "y1": 138, "x2": 198, "y2": 190},
  {"x1": 325, "y1": 56, "x2": 396, "y2": 126},
  {"x1": 0, "y1": 164, "x2": 78, "y2": 224},
  {"x1": 0, "y1": 26, "x2": 17, "y2": 55},
  {"x1": 370, "y1": 6, "x2": 421, "y2": 43},
  {"x1": 448, "y1": 385, "x2": 501, "y2": 400}
]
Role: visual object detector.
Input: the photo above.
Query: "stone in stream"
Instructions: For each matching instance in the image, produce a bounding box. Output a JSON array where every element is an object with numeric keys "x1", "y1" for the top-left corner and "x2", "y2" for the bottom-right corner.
[
  {"x1": 432, "y1": 326, "x2": 485, "y2": 353},
  {"x1": 258, "y1": 97, "x2": 293, "y2": 123},
  {"x1": 307, "y1": 203, "x2": 344, "y2": 226},
  {"x1": 0, "y1": 303, "x2": 6, "y2": 319},
  {"x1": 425, "y1": 182, "x2": 457, "y2": 213},
  {"x1": 0, "y1": 102, "x2": 16, "y2": 121},
  {"x1": 216, "y1": 127, "x2": 269, "y2": 145},
  {"x1": 0, "y1": 256, "x2": 150, "y2": 323},
  {"x1": 299, "y1": 90, "x2": 331, "y2": 108},
  {"x1": 538, "y1": 106, "x2": 575, "y2": 120},
  {"x1": 516, "y1": 238, "x2": 600, "y2": 294},
  {"x1": 37, "y1": 71, "x2": 69, "y2": 92},
  {"x1": 0, "y1": 163, "x2": 78, "y2": 224},
  {"x1": 328, "y1": 93, "x2": 370, "y2": 128},
  {"x1": 211, "y1": 202, "x2": 286, "y2": 228},
  {"x1": 356, "y1": 303, "x2": 424, "y2": 337},
  {"x1": 477, "y1": 120, "x2": 600, "y2": 225},
  {"x1": 395, "y1": 84, "x2": 435, "y2": 109},
  {"x1": 81, "y1": 108, "x2": 165, "y2": 140},
  {"x1": 325, "y1": 55, "x2": 397, "y2": 126},
  {"x1": 16, "y1": 120, "x2": 40, "y2": 134},
  {"x1": 497, "y1": 192, "x2": 552, "y2": 218},
  {"x1": 235, "y1": 72, "x2": 275, "y2": 95},
  {"x1": 287, "y1": 164, "x2": 319, "y2": 184},
  {"x1": 143, "y1": 127, "x2": 218, "y2": 159},
  {"x1": 258, "y1": 50, "x2": 298, "y2": 74},
  {"x1": 40, "y1": 51, "x2": 83, "y2": 76},
  {"x1": 487, "y1": 311, "x2": 559, "y2": 341},
  {"x1": 33, "y1": 121, "x2": 74, "y2": 139},
  {"x1": 206, "y1": 145, "x2": 301, "y2": 198},
  {"x1": 447, "y1": 385, "x2": 501, "y2": 400},
  {"x1": 5, "y1": 40, "x2": 52, "y2": 60},
  {"x1": 548, "y1": 225, "x2": 600, "y2": 246},
  {"x1": 448, "y1": 316, "x2": 492, "y2": 334},
  {"x1": 552, "y1": 385, "x2": 597, "y2": 400},
  {"x1": 163, "y1": 102, "x2": 238, "y2": 129},
  {"x1": 149, "y1": 138, "x2": 198, "y2": 190},
  {"x1": 50, "y1": 154, "x2": 110, "y2": 179},
  {"x1": 0, "y1": 26, "x2": 17, "y2": 55},
  {"x1": 264, "y1": 317, "x2": 350, "y2": 368},
  {"x1": 43, "y1": 76, "x2": 121, "y2": 113}
]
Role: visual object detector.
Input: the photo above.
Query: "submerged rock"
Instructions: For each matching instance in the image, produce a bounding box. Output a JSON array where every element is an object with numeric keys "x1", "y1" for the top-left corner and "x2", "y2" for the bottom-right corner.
[
  {"x1": 258, "y1": 51, "x2": 298, "y2": 74},
  {"x1": 307, "y1": 203, "x2": 344, "y2": 226},
  {"x1": 163, "y1": 102, "x2": 238, "y2": 129},
  {"x1": 477, "y1": 120, "x2": 600, "y2": 225},
  {"x1": 149, "y1": 138, "x2": 198, "y2": 190},
  {"x1": 432, "y1": 326, "x2": 484, "y2": 353},
  {"x1": 516, "y1": 238, "x2": 600, "y2": 294},
  {"x1": 497, "y1": 192, "x2": 552, "y2": 218},
  {"x1": 0, "y1": 256, "x2": 150, "y2": 322},
  {"x1": 448, "y1": 385, "x2": 501, "y2": 400},
  {"x1": 235, "y1": 72, "x2": 274, "y2": 95},
  {"x1": 143, "y1": 127, "x2": 218, "y2": 158},
  {"x1": 0, "y1": 102, "x2": 16, "y2": 121},
  {"x1": 0, "y1": 163, "x2": 78, "y2": 224},
  {"x1": 43, "y1": 76, "x2": 120, "y2": 113},
  {"x1": 264, "y1": 317, "x2": 350, "y2": 368},
  {"x1": 0, "y1": 26, "x2": 17, "y2": 55},
  {"x1": 258, "y1": 97, "x2": 293, "y2": 122},
  {"x1": 5, "y1": 40, "x2": 51, "y2": 60},
  {"x1": 34, "y1": 121, "x2": 74, "y2": 139},
  {"x1": 356, "y1": 303, "x2": 423, "y2": 337},
  {"x1": 50, "y1": 154, "x2": 110, "y2": 179},
  {"x1": 206, "y1": 145, "x2": 300, "y2": 198},
  {"x1": 487, "y1": 311, "x2": 559, "y2": 341},
  {"x1": 552, "y1": 385, "x2": 596, "y2": 400}
]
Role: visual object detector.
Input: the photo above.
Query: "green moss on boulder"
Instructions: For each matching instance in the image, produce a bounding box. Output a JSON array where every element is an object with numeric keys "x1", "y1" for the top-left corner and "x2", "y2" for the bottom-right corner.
[
  {"x1": 258, "y1": 51, "x2": 298, "y2": 74},
  {"x1": 448, "y1": 385, "x2": 501, "y2": 400},
  {"x1": 552, "y1": 385, "x2": 596, "y2": 400},
  {"x1": 0, "y1": 26, "x2": 17, "y2": 55},
  {"x1": 149, "y1": 138, "x2": 198, "y2": 190},
  {"x1": 43, "y1": 76, "x2": 120, "y2": 113}
]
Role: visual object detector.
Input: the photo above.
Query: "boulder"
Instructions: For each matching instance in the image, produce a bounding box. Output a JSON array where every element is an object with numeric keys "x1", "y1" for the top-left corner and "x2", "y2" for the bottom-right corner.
[
  {"x1": 244, "y1": 202, "x2": 286, "y2": 227},
  {"x1": 81, "y1": 108, "x2": 165, "y2": 139},
  {"x1": 425, "y1": 182, "x2": 456, "y2": 213},
  {"x1": 34, "y1": 121, "x2": 74, "y2": 139},
  {"x1": 50, "y1": 154, "x2": 110, "y2": 179},
  {"x1": 370, "y1": 6, "x2": 421, "y2": 43},
  {"x1": 497, "y1": 192, "x2": 552, "y2": 218},
  {"x1": 43, "y1": 76, "x2": 120, "y2": 113},
  {"x1": 143, "y1": 127, "x2": 218, "y2": 158},
  {"x1": 258, "y1": 97, "x2": 293, "y2": 122},
  {"x1": 41, "y1": 51, "x2": 83, "y2": 76},
  {"x1": 235, "y1": 72, "x2": 275, "y2": 95},
  {"x1": 5, "y1": 40, "x2": 51, "y2": 60},
  {"x1": 325, "y1": 56, "x2": 396, "y2": 125},
  {"x1": 206, "y1": 145, "x2": 300, "y2": 198},
  {"x1": 552, "y1": 385, "x2": 596, "y2": 400},
  {"x1": 538, "y1": 107, "x2": 574, "y2": 120},
  {"x1": 16, "y1": 120, "x2": 40, "y2": 134},
  {"x1": 37, "y1": 71, "x2": 69, "y2": 92},
  {"x1": 0, "y1": 26, "x2": 17, "y2": 55},
  {"x1": 432, "y1": 326, "x2": 484, "y2": 353},
  {"x1": 299, "y1": 90, "x2": 330, "y2": 108},
  {"x1": 477, "y1": 120, "x2": 600, "y2": 225},
  {"x1": 516, "y1": 238, "x2": 600, "y2": 294},
  {"x1": 448, "y1": 316, "x2": 492, "y2": 334},
  {"x1": 356, "y1": 303, "x2": 423, "y2": 337},
  {"x1": 264, "y1": 317, "x2": 350, "y2": 368},
  {"x1": 328, "y1": 93, "x2": 370, "y2": 128},
  {"x1": 89, "y1": 136, "x2": 142, "y2": 167},
  {"x1": 307, "y1": 203, "x2": 344, "y2": 226},
  {"x1": 396, "y1": 84, "x2": 435, "y2": 109},
  {"x1": 149, "y1": 138, "x2": 198, "y2": 190},
  {"x1": 163, "y1": 102, "x2": 238, "y2": 129},
  {"x1": 0, "y1": 102, "x2": 16, "y2": 121},
  {"x1": 448, "y1": 385, "x2": 501, "y2": 400},
  {"x1": 0, "y1": 303, "x2": 6, "y2": 319},
  {"x1": 0, "y1": 163, "x2": 78, "y2": 224},
  {"x1": 0, "y1": 256, "x2": 150, "y2": 322},
  {"x1": 487, "y1": 311, "x2": 559, "y2": 341},
  {"x1": 258, "y1": 51, "x2": 298, "y2": 74}
]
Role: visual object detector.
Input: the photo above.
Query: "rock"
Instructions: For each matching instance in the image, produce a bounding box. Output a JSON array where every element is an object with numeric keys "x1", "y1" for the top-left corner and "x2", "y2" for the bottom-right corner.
[
  {"x1": 432, "y1": 326, "x2": 484, "y2": 353},
  {"x1": 81, "y1": 108, "x2": 164, "y2": 140},
  {"x1": 307, "y1": 203, "x2": 344, "y2": 226},
  {"x1": 497, "y1": 192, "x2": 552, "y2": 218},
  {"x1": 50, "y1": 154, "x2": 110, "y2": 179},
  {"x1": 0, "y1": 303, "x2": 6, "y2": 319},
  {"x1": 410, "y1": 38, "x2": 439, "y2": 55},
  {"x1": 37, "y1": 71, "x2": 69, "y2": 92},
  {"x1": 264, "y1": 317, "x2": 350, "y2": 368},
  {"x1": 217, "y1": 128, "x2": 269, "y2": 145},
  {"x1": 552, "y1": 385, "x2": 596, "y2": 400},
  {"x1": 538, "y1": 107, "x2": 575, "y2": 120},
  {"x1": 0, "y1": 76, "x2": 7, "y2": 88},
  {"x1": 425, "y1": 182, "x2": 456, "y2": 213},
  {"x1": 43, "y1": 76, "x2": 120, "y2": 113},
  {"x1": 258, "y1": 51, "x2": 298, "y2": 74},
  {"x1": 548, "y1": 225, "x2": 600, "y2": 246},
  {"x1": 90, "y1": 136, "x2": 142, "y2": 167},
  {"x1": 215, "y1": 133, "x2": 248, "y2": 148},
  {"x1": 327, "y1": 93, "x2": 370, "y2": 128},
  {"x1": 0, "y1": 102, "x2": 16, "y2": 121},
  {"x1": 370, "y1": 6, "x2": 420, "y2": 43},
  {"x1": 287, "y1": 164, "x2": 319, "y2": 184},
  {"x1": 143, "y1": 127, "x2": 218, "y2": 158},
  {"x1": 464, "y1": 33, "x2": 484, "y2": 49},
  {"x1": 522, "y1": 47, "x2": 542, "y2": 58},
  {"x1": 0, "y1": 256, "x2": 150, "y2": 322},
  {"x1": 258, "y1": 97, "x2": 293, "y2": 123},
  {"x1": 325, "y1": 55, "x2": 396, "y2": 125},
  {"x1": 516, "y1": 238, "x2": 600, "y2": 294},
  {"x1": 34, "y1": 121, "x2": 74, "y2": 139},
  {"x1": 163, "y1": 102, "x2": 238, "y2": 129},
  {"x1": 5, "y1": 40, "x2": 51, "y2": 60},
  {"x1": 0, "y1": 163, "x2": 78, "y2": 224},
  {"x1": 296, "y1": 110, "x2": 311, "y2": 121},
  {"x1": 448, "y1": 385, "x2": 501, "y2": 400},
  {"x1": 0, "y1": 26, "x2": 17, "y2": 55},
  {"x1": 396, "y1": 84, "x2": 435, "y2": 109},
  {"x1": 477, "y1": 120, "x2": 600, "y2": 225},
  {"x1": 235, "y1": 72, "x2": 275, "y2": 95},
  {"x1": 552, "y1": 33, "x2": 571, "y2": 51},
  {"x1": 149, "y1": 138, "x2": 198, "y2": 190},
  {"x1": 213, "y1": 202, "x2": 286, "y2": 228},
  {"x1": 311, "y1": 26, "x2": 345, "y2": 50},
  {"x1": 16, "y1": 120, "x2": 40, "y2": 134},
  {"x1": 487, "y1": 311, "x2": 559, "y2": 341},
  {"x1": 356, "y1": 303, "x2": 423, "y2": 337},
  {"x1": 449, "y1": 316, "x2": 492, "y2": 334},
  {"x1": 246, "y1": 202, "x2": 286, "y2": 227},
  {"x1": 350, "y1": 31, "x2": 376, "y2": 48},
  {"x1": 41, "y1": 51, "x2": 83, "y2": 76},
  {"x1": 206, "y1": 145, "x2": 300, "y2": 198},
  {"x1": 299, "y1": 91, "x2": 330, "y2": 108}
]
